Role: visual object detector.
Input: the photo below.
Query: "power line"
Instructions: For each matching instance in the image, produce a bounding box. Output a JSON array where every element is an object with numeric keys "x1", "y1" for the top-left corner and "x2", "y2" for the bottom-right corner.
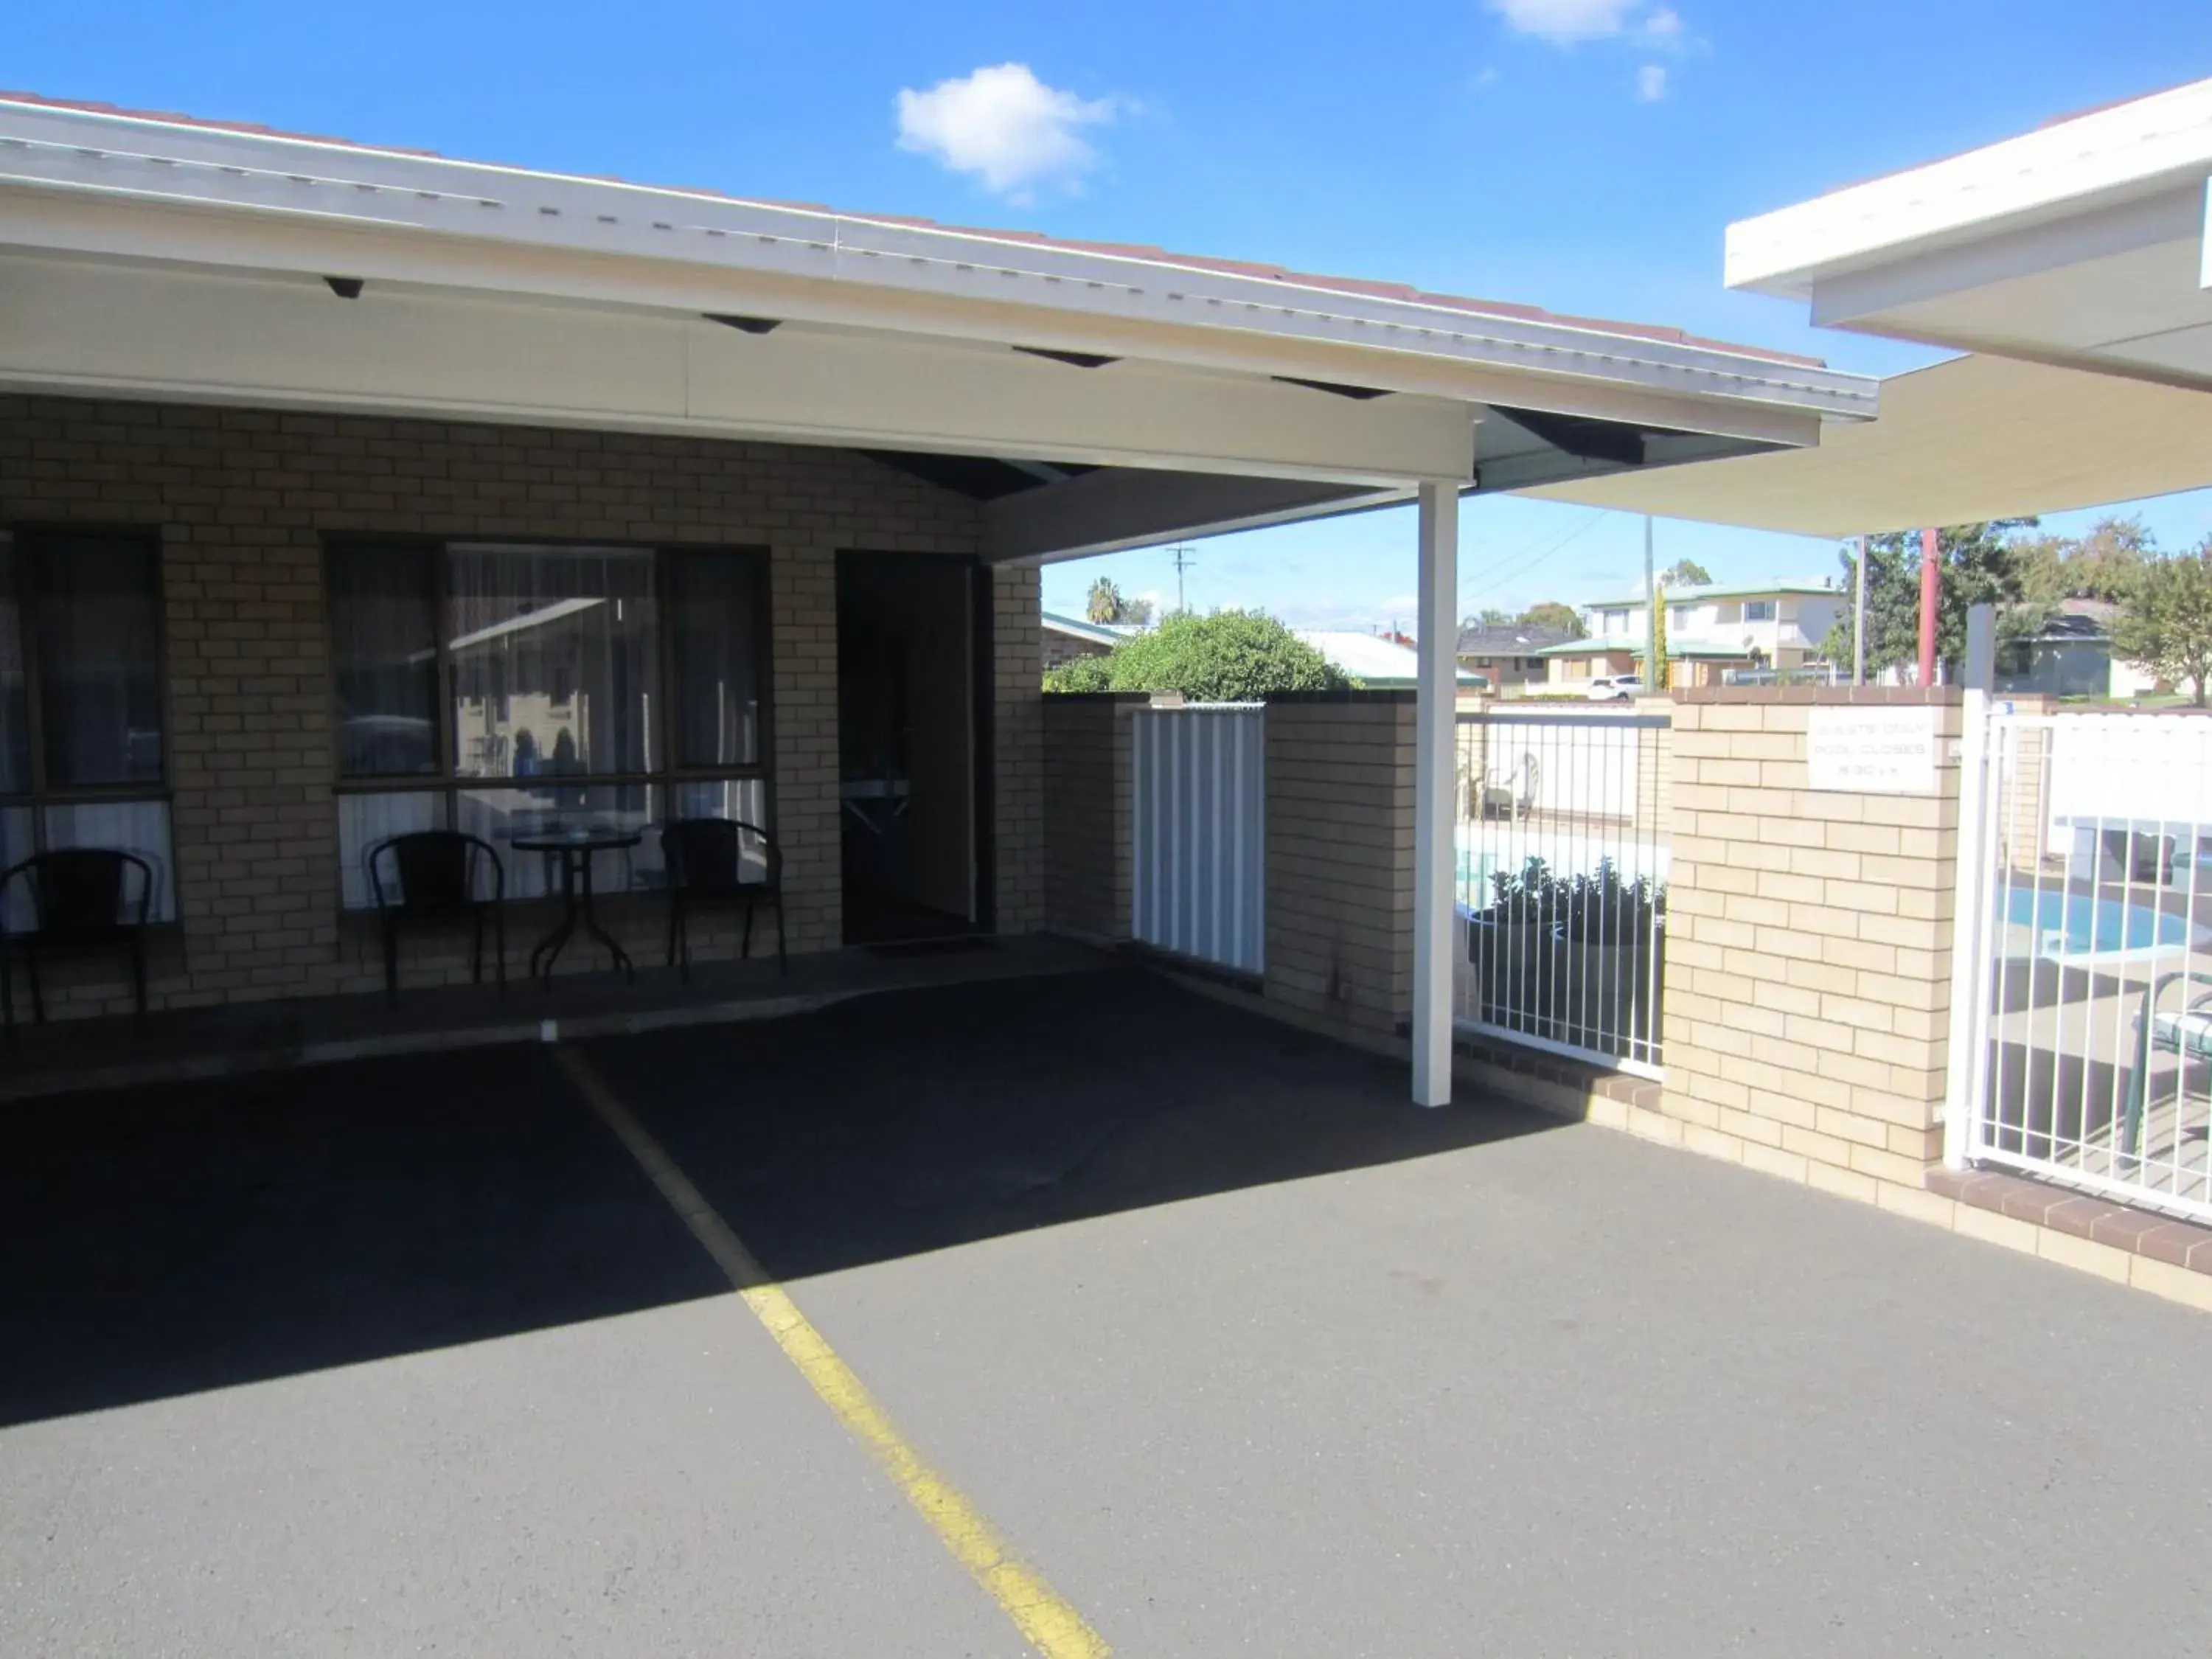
[{"x1": 1456, "y1": 508, "x2": 1611, "y2": 607}]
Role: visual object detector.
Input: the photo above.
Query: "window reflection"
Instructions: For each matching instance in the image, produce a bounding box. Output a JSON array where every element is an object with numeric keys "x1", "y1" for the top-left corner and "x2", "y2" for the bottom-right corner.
[{"x1": 447, "y1": 544, "x2": 656, "y2": 781}]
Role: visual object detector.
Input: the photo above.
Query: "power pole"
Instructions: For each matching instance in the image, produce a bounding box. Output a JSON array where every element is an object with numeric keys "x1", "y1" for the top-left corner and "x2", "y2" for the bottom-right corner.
[
  {"x1": 1853, "y1": 535, "x2": 1868, "y2": 686},
  {"x1": 1169, "y1": 544, "x2": 1197, "y2": 615},
  {"x1": 1643, "y1": 514, "x2": 1657, "y2": 685}
]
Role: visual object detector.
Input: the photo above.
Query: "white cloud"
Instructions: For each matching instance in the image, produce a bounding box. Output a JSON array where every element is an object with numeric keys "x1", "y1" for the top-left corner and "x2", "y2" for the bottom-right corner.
[
  {"x1": 1486, "y1": 0, "x2": 1646, "y2": 44},
  {"x1": 1636, "y1": 63, "x2": 1669, "y2": 101},
  {"x1": 1489, "y1": 0, "x2": 1691, "y2": 55},
  {"x1": 895, "y1": 63, "x2": 1115, "y2": 198}
]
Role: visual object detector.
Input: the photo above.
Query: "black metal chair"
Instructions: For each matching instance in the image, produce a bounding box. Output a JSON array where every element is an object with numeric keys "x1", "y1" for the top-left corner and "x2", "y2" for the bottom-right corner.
[
  {"x1": 366, "y1": 830, "x2": 506, "y2": 1000},
  {"x1": 661, "y1": 818, "x2": 785, "y2": 979},
  {"x1": 0, "y1": 848, "x2": 157, "y2": 1037}
]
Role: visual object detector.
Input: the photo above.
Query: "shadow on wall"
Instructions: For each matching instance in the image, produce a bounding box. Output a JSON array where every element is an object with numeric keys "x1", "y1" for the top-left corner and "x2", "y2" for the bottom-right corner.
[{"x1": 0, "y1": 967, "x2": 1555, "y2": 1430}]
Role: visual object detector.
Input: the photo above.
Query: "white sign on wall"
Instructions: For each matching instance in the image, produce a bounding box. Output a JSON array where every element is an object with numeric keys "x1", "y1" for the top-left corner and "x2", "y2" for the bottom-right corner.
[{"x1": 1806, "y1": 706, "x2": 1940, "y2": 795}]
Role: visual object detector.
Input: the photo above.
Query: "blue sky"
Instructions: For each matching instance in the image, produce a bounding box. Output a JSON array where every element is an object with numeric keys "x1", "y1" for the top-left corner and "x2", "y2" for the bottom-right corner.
[{"x1": 11, "y1": 1, "x2": 2212, "y2": 627}]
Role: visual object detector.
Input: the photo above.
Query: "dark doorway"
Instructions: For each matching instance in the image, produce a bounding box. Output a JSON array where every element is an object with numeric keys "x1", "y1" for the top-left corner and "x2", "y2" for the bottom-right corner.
[{"x1": 836, "y1": 552, "x2": 978, "y2": 944}]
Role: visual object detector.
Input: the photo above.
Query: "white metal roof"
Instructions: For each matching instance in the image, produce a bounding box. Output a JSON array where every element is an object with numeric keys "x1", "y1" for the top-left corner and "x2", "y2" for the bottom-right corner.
[
  {"x1": 0, "y1": 92, "x2": 1868, "y2": 426},
  {"x1": 0, "y1": 90, "x2": 1882, "y2": 560},
  {"x1": 1727, "y1": 78, "x2": 2212, "y2": 391},
  {"x1": 1521, "y1": 351, "x2": 2212, "y2": 538}
]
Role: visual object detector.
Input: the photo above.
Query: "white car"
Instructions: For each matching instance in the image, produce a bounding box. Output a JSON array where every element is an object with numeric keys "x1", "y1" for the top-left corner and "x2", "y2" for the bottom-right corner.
[{"x1": 1585, "y1": 675, "x2": 1645, "y2": 701}]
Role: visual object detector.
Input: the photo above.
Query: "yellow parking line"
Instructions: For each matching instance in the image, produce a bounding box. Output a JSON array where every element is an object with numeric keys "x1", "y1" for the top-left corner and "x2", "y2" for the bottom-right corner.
[{"x1": 551, "y1": 1043, "x2": 1111, "y2": 1659}]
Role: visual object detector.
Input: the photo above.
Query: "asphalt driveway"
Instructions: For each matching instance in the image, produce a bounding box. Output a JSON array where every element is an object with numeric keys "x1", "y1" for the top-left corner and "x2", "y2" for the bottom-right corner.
[{"x1": 5, "y1": 966, "x2": 2211, "y2": 1656}]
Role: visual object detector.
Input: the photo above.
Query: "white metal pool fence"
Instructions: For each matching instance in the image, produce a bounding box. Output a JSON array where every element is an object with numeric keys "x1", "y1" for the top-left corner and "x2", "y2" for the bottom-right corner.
[
  {"x1": 1455, "y1": 707, "x2": 1670, "y2": 1077},
  {"x1": 1951, "y1": 706, "x2": 2212, "y2": 1222}
]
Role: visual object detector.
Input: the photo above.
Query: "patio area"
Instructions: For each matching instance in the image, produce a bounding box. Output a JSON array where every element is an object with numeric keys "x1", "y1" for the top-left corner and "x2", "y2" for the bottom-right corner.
[{"x1": 7, "y1": 966, "x2": 2212, "y2": 1656}]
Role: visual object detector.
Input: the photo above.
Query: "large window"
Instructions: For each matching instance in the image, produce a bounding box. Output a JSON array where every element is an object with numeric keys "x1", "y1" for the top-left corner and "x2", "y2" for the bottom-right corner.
[
  {"x1": 328, "y1": 540, "x2": 769, "y2": 909},
  {"x1": 1744, "y1": 599, "x2": 1777, "y2": 622},
  {"x1": 0, "y1": 529, "x2": 174, "y2": 921}
]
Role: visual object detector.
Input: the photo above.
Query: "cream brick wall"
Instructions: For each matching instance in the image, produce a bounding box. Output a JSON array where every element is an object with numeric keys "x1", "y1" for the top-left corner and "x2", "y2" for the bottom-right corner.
[
  {"x1": 1041, "y1": 693, "x2": 1142, "y2": 941},
  {"x1": 1660, "y1": 689, "x2": 1964, "y2": 1186},
  {"x1": 1264, "y1": 695, "x2": 1415, "y2": 1035},
  {"x1": 0, "y1": 394, "x2": 1043, "y2": 1018},
  {"x1": 990, "y1": 564, "x2": 1046, "y2": 934}
]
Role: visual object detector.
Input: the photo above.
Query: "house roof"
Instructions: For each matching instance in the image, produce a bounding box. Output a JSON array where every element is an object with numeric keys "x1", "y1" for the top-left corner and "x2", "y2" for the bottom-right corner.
[
  {"x1": 1297, "y1": 630, "x2": 1481, "y2": 687},
  {"x1": 1533, "y1": 639, "x2": 1638, "y2": 658},
  {"x1": 0, "y1": 88, "x2": 1829, "y2": 377},
  {"x1": 1579, "y1": 579, "x2": 1841, "y2": 609},
  {"x1": 1040, "y1": 612, "x2": 1135, "y2": 647},
  {"x1": 1530, "y1": 636, "x2": 1773, "y2": 660},
  {"x1": 1455, "y1": 623, "x2": 1574, "y2": 655}
]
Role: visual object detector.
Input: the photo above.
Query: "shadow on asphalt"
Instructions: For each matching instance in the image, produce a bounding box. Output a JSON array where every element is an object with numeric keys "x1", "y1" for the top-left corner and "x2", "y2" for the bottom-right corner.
[{"x1": 0, "y1": 967, "x2": 1554, "y2": 1427}]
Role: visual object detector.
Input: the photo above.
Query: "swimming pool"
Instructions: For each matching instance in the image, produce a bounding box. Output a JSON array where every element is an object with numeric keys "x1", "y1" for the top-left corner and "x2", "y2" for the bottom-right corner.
[{"x1": 2003, "y1": 885, "x2": 2210, "y2": 960}]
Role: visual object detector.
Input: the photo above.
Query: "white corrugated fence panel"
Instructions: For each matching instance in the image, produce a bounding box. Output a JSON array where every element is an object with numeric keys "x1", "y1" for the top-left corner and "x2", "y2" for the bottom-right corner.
[{"x1": 1130, "y1": 703, "x2": 1265, "y2": 975}]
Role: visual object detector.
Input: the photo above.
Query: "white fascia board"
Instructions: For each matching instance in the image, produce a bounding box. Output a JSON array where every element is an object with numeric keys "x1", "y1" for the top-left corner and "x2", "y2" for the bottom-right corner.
[
  {"x1": 2203, "y1": 176, "x2": 2212, "y2": 291},
  {"x1": 0, "y1": 97, "x2": 1871, "y2": 434},
  {"x1": 1728, "y1": 76, "x2": 2212, "y2": 299},
  {"x1": 0, "y1": 251, "x2": 1478, "y2": 484},
  {"x1": 1805, "y1": 183, "x2": 2202, "y2": 333}
]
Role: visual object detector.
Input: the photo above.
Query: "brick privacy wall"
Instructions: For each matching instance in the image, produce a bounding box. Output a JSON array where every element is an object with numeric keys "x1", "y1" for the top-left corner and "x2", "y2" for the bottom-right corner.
[
  {"x1": 989, "y1": 563, "x2": 1045, "y2": 933},
  {"x1": 0, "y1": 394, "x2": 1048, "y2": 1018},
  {"x1": 1264, "y1": 695, "x2": 1415, "y2": 1035},
  {"x1": 1658, "y1": 689, "x2": 1964, "y2": 1200},
  {"x1": 1040, "y1": 693, "x2": 1141, "y2": 940}
]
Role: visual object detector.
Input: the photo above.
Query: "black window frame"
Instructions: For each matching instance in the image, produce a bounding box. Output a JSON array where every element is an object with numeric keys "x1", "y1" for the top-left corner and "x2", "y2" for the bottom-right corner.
[
  {"x1": 0, "y1": 523, "x2": 175, "y2": 886},
  {"x1": 323, "y1": 535, "x2": 776, "y2": 902}
]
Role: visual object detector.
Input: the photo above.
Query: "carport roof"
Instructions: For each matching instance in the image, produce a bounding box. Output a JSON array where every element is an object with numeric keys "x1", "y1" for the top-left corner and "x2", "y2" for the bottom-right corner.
[
  {"x1": 0, "y1": 88, "x2": 1880, "y2": 561},
  {"x1": 1521, "y1": 351, "x2": 2212, "y2": 538},
  {"x1": 0, "y1": 88, "x2": 1869, "y2": 429},
  {"x1": 0, "y1": 88, "x2": 1826, "y2": 375}
]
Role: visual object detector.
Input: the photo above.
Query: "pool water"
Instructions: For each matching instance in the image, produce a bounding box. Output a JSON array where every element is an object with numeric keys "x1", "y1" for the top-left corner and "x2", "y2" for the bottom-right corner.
[{"x1": 2003, "y1": 886, "x2": 2202, "y2": 958}]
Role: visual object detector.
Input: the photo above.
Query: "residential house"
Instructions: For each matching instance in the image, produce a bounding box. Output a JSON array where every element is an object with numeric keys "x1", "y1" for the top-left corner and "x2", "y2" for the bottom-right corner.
[
  {"x1": 1296, "y1": 631, "x2": 1483, "y2": 692},
  {"x1": 1538, "y1": 578, "x2": 1845, "y2": 688},
  {"x1": 1040, "y1": 612, "x2": 1134, "y2": 672},
  {"x1": 1455, "y1": 622, "x2": 1570, "y2": 692},
  {"x1": 1994, "y1": 599, "x2": 2164, "y2": 699}
]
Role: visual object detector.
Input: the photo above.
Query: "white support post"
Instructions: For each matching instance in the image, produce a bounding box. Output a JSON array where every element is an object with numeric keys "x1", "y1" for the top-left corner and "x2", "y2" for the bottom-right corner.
[
  {"x1": 1412, "y1": 480, "x2": 1459, "y2": 1107},
  {"x1": 1942, "y1": 688, "x2": 1992, "y2": 1169}
]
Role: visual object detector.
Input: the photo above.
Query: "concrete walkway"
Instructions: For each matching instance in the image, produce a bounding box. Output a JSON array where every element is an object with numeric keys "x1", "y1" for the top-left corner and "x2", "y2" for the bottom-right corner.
[{"x1": 5, "y1": 967, "x2": 2209, "y2": 1656}]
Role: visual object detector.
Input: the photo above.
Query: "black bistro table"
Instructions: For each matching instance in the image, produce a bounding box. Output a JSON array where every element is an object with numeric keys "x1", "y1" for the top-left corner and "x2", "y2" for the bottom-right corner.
[{"x1": 509, "y1": 824, "x2": 643, "y2": 987}]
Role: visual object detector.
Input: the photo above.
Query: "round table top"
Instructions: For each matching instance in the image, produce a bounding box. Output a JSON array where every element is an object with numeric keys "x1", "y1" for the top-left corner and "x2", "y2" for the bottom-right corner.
[{"x1": 509, "y1": 825, "x2": 644, "y2": 853}]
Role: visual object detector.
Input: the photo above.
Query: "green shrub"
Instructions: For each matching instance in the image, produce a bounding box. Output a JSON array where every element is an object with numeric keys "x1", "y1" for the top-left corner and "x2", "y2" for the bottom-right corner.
[{"x1": 1041, "y1": 610, "x2": 1350, "y2": 700}]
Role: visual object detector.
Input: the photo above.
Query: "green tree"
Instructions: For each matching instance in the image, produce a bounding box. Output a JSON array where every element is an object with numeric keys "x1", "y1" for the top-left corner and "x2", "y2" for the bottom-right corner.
[
  {"x1": 1043, "y1": 609, "x2": 1352, "y2": 699},
  {"x1": 1517, "y1": 601, "x2": 1585, "y2": 639},
  {"x1": 2020, "y1": 515, "x2": 2152, "y2": 605},
  {"x1": 1648, "y1": 579, "x2": 1669, "y2": 689},
  {"x1": 1658, "y1": 558, "x2": 1712, "y2": 588},
  {"x1": 1464, "y1": 607, "x2": 1512, "y2": 628},
  {"x1": 1823, "y1": 521, "x2": 2045, "y2": 679},
  {"x1": 2111, "y1": 542, "x2": 2212, "y2": 706},
  {"x1": 1084, "y1": 577, "x2": 1154, "y2": 625}
]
